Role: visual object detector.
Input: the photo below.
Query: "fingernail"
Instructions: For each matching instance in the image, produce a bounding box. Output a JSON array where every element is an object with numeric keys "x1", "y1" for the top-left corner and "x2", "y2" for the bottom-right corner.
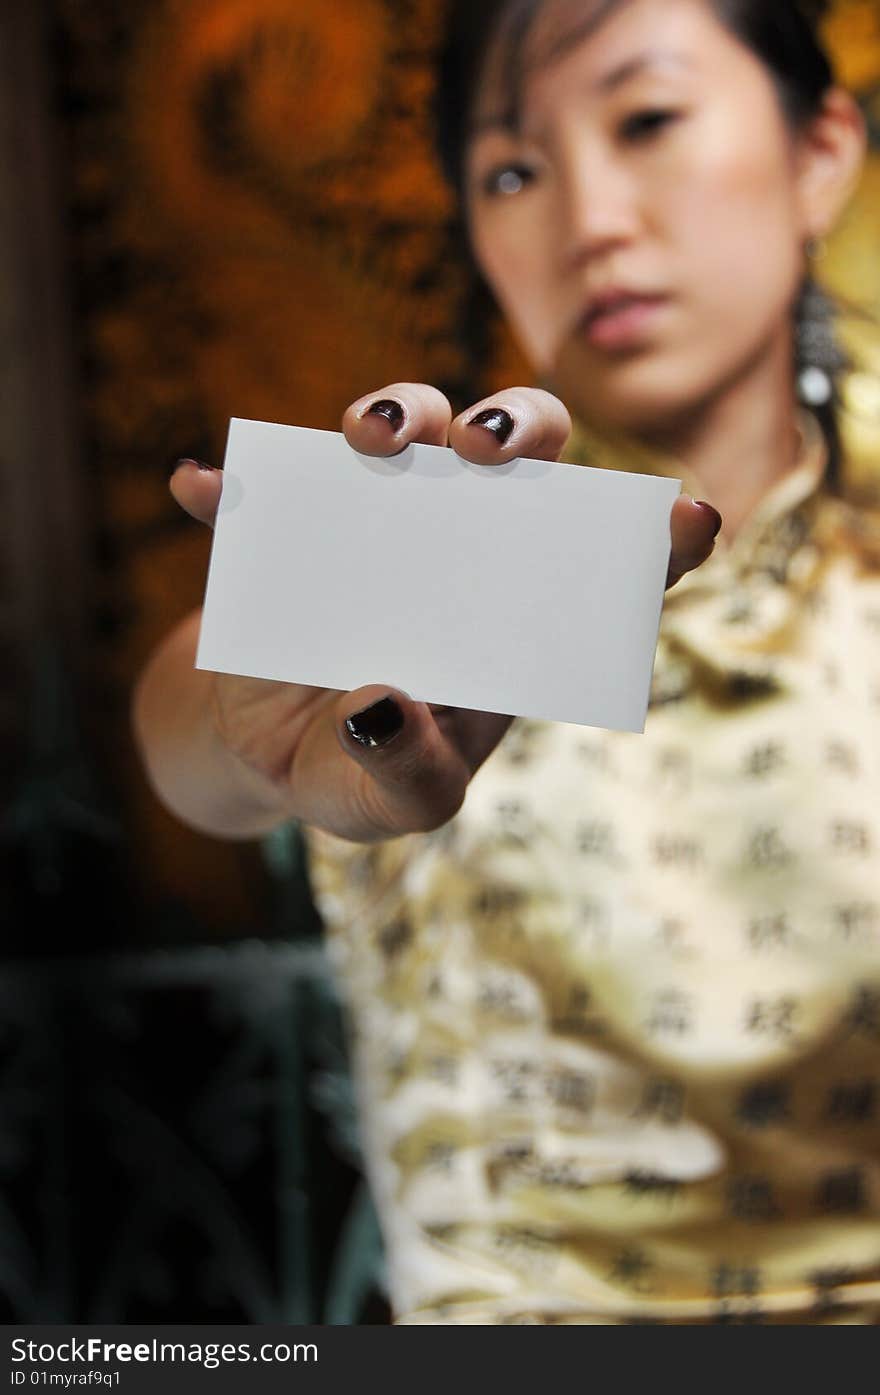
[
  {"x1": 695, "y1": 501, "x2": 723, "y2": 538},
  {"x1": 366, "y1": 399, "x2": 406, "y2": 434},
  {"x1": 345, "y1": 696, "x2": 404, "y2": 749},
  {"x1": 171, "y1": 457, "x2": 214, "y2": 476},
  {"x1": 468, "y1": 407, "x2": 515, "y2": 445}
]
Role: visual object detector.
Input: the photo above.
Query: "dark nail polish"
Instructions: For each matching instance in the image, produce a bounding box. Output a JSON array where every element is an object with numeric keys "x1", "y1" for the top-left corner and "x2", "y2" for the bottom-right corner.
[
  {"x1": 171, "y1": 457, "x2": 214, "y2": 476},
  {"x1": 345, "y1": 696, "x2": 404, "y2": 749},
  {"x1": 366, "y1": 399, "x2": 406, "y2": 433},
  {"x1": 468, "y1": 407, "x2": 515, "y2": 445},
  {"x1": 695, "y1": 501, "x2": 723, "y2": 538}
]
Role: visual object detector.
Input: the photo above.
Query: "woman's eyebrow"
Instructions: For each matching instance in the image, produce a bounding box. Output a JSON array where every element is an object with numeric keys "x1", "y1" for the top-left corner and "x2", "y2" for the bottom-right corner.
[
  {"x1": 469, "y1": 113, "x2": 520, "y2": 139},
  {"x1": 468, "y1": 48, "x2": 694, "y2": 138},
  {"x1": 595, "y1": 49, "x2": 693, "y2": 93}
]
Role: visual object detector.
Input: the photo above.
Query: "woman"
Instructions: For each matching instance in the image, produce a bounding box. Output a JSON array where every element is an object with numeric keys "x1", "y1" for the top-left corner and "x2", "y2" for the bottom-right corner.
[{"x1": 134, "y1": 0, "x2": 880, "y2": 1322}]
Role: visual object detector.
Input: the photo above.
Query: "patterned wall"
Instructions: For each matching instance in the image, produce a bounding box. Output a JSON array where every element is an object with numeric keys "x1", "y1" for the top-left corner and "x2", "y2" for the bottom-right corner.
[
  {"x1": 51, "y1": 0, "x2": 880, "y2": 930},
  {"x1": 54, "y1": 0, "x2": 504, "y2": 929}
]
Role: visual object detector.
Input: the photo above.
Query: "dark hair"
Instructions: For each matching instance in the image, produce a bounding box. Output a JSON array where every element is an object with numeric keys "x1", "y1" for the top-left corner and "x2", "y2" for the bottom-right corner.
[{"x1": 435, "y1": 0, "x2": 847, "y2": 484}]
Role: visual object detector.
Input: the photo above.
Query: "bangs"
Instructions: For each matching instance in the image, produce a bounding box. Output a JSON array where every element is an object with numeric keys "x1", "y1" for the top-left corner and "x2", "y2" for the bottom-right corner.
[{"x1": 486, "y1": 0, "x2": 632, "y2": 132}]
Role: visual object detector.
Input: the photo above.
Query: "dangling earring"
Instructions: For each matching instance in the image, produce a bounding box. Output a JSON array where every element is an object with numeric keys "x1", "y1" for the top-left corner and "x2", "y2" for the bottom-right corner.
[
  {"x1": 798, "y1": 364, "x2": 834, "y2": 407},
  {"x1": 796, "y1": 252, "x2": 838, "y2": 409}
]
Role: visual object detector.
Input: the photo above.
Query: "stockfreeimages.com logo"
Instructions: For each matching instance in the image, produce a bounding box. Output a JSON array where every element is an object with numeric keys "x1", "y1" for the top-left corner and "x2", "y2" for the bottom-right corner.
[{"x1": 10, "y1": 1337, "x2": 317, "y2": 1375}]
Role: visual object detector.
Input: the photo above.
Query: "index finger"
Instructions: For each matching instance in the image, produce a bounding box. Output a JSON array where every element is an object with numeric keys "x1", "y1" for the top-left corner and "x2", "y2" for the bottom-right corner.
[
  {"x1": 668, "y1": 496, "x2": 723, "y2": 588},
  {"x1": 169, "y1": 458, "x2": 224, "y2": 530},
  {"x1": 343, "y1": 383, "x2": 453, "y2": 455}
]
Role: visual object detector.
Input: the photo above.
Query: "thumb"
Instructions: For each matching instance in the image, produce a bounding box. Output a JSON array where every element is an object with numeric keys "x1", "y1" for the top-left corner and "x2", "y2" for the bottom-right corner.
[{"x1": 334, "y1": 685, "x2": 471, "y2": 836}]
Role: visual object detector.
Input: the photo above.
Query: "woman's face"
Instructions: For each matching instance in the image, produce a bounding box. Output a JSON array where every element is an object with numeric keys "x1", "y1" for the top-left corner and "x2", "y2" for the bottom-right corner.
[{"x1": 465, "y1": 0, "x2": 824, "y2": 434}]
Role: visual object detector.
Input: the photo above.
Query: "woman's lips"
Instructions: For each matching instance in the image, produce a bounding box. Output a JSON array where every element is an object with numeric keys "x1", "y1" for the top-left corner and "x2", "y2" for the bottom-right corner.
[{"x1": 579, "y1": 294, "x2": 669, "y2": 351}]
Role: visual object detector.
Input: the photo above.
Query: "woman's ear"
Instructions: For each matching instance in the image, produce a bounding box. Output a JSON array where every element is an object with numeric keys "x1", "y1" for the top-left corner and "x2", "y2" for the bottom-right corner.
[{"x1": 797, "y1": 87, "x2": 868, "y2": 242}]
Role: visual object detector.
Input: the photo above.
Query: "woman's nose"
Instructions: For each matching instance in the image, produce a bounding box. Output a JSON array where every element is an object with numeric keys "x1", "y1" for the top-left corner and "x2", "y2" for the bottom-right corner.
[{"x1": 556, "y1": 153, "x2": 640, "y2": 270}]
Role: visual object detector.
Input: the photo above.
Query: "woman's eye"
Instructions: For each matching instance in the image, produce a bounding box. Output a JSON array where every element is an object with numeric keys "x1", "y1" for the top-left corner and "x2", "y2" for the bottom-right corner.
[
  {"x1": 620, "y1": 109, "x2": 680, "y2": 142},
  {"x1": 482, "y1": 164, "x2": 534, "y2": 197}
]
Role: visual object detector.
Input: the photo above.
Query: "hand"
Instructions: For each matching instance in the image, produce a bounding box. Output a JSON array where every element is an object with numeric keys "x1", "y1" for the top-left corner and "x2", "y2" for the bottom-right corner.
[{"x1": 169, "y1": 384, "x2": 720, "y2": 843}]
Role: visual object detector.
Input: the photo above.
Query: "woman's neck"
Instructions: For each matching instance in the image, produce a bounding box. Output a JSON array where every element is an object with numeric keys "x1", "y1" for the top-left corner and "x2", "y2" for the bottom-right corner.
[{"x1": 637, "y1": 338, "x2": 802, "y2": 542}]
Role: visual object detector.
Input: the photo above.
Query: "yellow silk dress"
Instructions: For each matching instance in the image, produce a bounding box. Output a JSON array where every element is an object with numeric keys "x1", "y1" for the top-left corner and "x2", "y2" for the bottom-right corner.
[{"x1": 303, "y1": 413, "x2": 880, "y2": 1323}]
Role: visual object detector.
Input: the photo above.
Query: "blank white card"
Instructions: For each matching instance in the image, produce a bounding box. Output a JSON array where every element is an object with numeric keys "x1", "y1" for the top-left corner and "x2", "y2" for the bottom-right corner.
[{"x1": 196, "y1": 419, "x2": 681, "y2": 733}]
